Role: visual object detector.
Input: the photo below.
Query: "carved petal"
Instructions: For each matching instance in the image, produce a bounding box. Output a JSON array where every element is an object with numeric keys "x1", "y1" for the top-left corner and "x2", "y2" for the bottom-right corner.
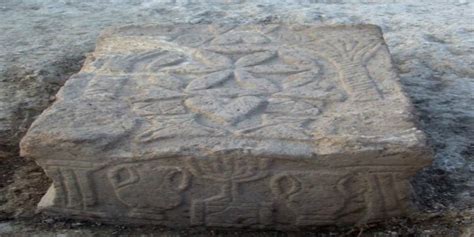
[
  {"x1": 139, "y1": 125, "x2": 214, "y2": 142},
  {"x1": 278, "y1": 49, "x2": 317, "y2": 68},
  {"x1": 165, "y1": 64, "x2": 220, "y2": 75},
  {"x1": 185, "y1": 95, "x2": 264, "y2": 125},
  {"x1": 174, "y1": 33, "x2": 212, "y2": 47},
  {"x1": 208, "y1": 24, "x2": 237, "y2": 35},
  {"x1": 146, "y1": 53, "x2": 185, "y2": 71},
  {"x1": 211, "y1": 32, "x2": 241, "y2": 45},
  {"x1": 242, "y1": 33, "x2": 271, "y2": 44},
  {"x1": 282, "y1": 71, "x2": 319, "y2": 89},
  {"x1": 234, "y1": 70, "x2": 279, "y2": 93},
  {"x1": 247, "y1": 64, "x2": 308, "y2": 74},
  {"x1": 216, "y1": 96, "x2": 264, "y2": 124},
  {"x1": 143, "y1": 75, "x2": 185, "y2": 90},
  {"x1": 121, "y1": 51, "x2": 185, "y2": 73},
  {"x1": 110, "y1": 51, "x2": 161, "y2": 72},
  {"x1": 185, "y1": 70, "x2": 232, "y2": 91},
  {"x1": 194, "y1": 49, "x2": 233, "y2": 68},
  {"x1": 235, "y1": 51, "x2": 276, "y2": 67},
  {"x1": 138, "y1": 116, "x2": 224, "y2": 142}
]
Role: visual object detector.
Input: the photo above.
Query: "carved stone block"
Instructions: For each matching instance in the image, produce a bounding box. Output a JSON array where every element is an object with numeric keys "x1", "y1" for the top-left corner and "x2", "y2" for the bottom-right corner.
[{"x1": 20, "y1": 24, "x2": 432, "y2": 229}]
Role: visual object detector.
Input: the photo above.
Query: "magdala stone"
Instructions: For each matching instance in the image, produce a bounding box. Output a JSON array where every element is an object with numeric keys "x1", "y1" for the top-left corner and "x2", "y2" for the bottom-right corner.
[{"x1": 20, "y1": 24, "x2": 432, "y2": 229}]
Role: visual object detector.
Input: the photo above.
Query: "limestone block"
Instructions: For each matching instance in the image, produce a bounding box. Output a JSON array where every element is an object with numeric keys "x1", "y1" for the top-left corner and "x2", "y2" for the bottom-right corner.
[{"x1": 20, "y1": 24, "x2": 432, "y2": 229}]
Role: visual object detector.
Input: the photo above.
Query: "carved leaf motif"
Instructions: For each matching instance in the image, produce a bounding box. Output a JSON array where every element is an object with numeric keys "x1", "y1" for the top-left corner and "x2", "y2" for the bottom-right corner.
[
  {"x1": 145, "y1": 75, "x2": 185, "y2": 90},
  {"x1": 185, "y1": 95, "x2": 264, "y2": 125},
  {"x1": 234, "y1": 70, "x2": 279, "y2": 93},
  {"x1": 194, "y1": 49, "x2": 233, "y2": 68},
  {"x1": 247, "y1": 64, "x2": 307, "y2": 74},
  {"x1": 165, "y1": 64, "x2": 220, "y2": 75},
  {"x1": 243, "y1": 33, "x2": 271, "y2": 44},
  {"x1": 208, "y1": 24, "x2": 236, "y2": 35},
  {"x1": 120, "y1": 51, "x2": 163, "y2": 72},
  {"x1": 361, "y1": 42, "x2": 382, "y2": 62},
  {"x1": 138, "y1": 116, "x2": 224, "y2": 142},
  {"x1": 121, "y1": 51, "x2": 185, "y2": 73},
  {"x1": 278, "y1": 49, "x2": 316, "y2": 68},
  {"x1": 185, "y1": 70, "x2": 232, "y2": 91},
  {"x1": 216, "y1": 96, "x2": 264, "y2": 124},
  {"x1": 174, "y1": 33, "x2": 212, "y2": 47},
  {"x1": 144, "y1": 53, "x2": 185, "y2": 71},
  {"x1": 235, "y1": 51, "x2": 276, "y2": 67},
  {"x1": 211, "y1": 32, "x2": 241, "y2": 45},
  {"x1": 140, "y1": 126, "x2": 211, "y2": 142},
  {"x1": 282, "y1": 71, "x2": 319, "y2": 89}
]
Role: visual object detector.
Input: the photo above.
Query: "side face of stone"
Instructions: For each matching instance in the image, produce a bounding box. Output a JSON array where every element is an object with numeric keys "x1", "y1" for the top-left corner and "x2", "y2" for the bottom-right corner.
[{"x1": 20, "y1": 24, "x2": 432, "y2": 228}]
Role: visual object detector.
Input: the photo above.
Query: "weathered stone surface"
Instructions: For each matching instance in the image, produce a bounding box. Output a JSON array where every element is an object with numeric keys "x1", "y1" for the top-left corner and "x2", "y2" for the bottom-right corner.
[{"x1": 20, "y1": 24, "x2": 432, "y2": 229}]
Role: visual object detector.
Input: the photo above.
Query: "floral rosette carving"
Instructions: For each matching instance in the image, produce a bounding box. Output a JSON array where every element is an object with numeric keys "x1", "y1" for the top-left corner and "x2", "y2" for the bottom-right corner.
[{"x1": 98, "y1": 27, "x2": 347, "y2": 142}]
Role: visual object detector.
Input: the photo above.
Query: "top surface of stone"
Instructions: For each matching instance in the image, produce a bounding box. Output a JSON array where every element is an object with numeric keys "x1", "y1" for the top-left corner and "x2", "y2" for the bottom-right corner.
[{"x1": 20, "y1": 24, "x2": 429, "y2": 164}]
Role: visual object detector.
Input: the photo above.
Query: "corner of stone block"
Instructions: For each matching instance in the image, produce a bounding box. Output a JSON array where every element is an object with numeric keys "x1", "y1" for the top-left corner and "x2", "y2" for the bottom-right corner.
[
  {"x1": 18, "y1": 134, "x2": 34, "y2": 159},
  {"x1": 37, "y1": 185, "x2": 56, "y2": 212},
  {"x1": 18, "y1": 131, "x2": 45, "y2": 162},
  {"x1": 359, "y1": 24, "x2": 383, "y2": 34},
  {"x1": 408, "y1": 130, "x2": 435, "y2": 167}
]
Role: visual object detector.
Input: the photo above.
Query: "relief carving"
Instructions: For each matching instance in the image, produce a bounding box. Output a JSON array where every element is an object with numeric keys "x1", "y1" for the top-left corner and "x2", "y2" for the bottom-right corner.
[
  {"x1": 271, "y1": 171, "x2": 364, "y2": 225},
  {"x1": 317, "y1": 38, "x2": 383, "y2": 102},
  {"x1": 108, "y1": 164, "x2": 190, "y2": 220},
  {"x1": 186, "y1": 156, "x2": 272, "y2": 227},
  {"x1": 126, "y1": 46, "x2": 343, "y2": 142},
  {"x1": 365, "y1": 172, "x2": 410, "y2": 221},
  {"x1": 180, "y1": 48, "x2": 312, "y2": 128},
  {"x1": 45, "y1": 166, "x2": 97, "y2": 210},
  {"x1": 83, "y1": 25, "x2": 364, "y2": 144},
  {"x1": 83, "y1": 76, "x2": 128, "y2": 101},
  {"x1": 20, "y1": 25, "x2": 426, "y2": 228},
  {"x1": 90, "y1": 50, "x2": 186, "y2": 74}
]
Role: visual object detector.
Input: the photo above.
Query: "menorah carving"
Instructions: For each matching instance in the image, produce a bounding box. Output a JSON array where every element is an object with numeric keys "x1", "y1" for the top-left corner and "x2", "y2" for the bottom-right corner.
[{"x1": 185, "y1": 155, "x2": 272, "y2": 227}]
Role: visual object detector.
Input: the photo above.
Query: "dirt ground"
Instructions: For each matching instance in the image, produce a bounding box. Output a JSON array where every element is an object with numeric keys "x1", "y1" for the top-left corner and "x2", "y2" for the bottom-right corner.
[{"x1": 0, "y1": 0, "x2": 473, "y2": 236}]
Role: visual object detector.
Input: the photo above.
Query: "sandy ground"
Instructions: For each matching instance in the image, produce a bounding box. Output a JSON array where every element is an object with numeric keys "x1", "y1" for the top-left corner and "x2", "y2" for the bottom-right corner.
[{"x1": 0, "y1": 0, "x2": 473, "y2": 236}]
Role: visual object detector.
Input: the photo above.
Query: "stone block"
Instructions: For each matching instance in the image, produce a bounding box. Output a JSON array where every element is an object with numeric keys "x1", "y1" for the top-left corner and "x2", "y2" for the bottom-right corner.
[{"x1": 20, "y1": 24, "x2": 432, "y2": 229}]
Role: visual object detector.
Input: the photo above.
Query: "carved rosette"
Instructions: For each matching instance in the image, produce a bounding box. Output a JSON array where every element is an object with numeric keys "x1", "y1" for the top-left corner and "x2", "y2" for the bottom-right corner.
[{"x1": 89, "y1": 26, "x2": 350, "y2": 144}]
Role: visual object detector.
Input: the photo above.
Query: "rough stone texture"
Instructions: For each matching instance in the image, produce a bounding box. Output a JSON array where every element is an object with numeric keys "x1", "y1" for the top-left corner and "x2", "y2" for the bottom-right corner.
[{"x1": 19, "y1": 24, "x2": 432, "y2": 228}]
